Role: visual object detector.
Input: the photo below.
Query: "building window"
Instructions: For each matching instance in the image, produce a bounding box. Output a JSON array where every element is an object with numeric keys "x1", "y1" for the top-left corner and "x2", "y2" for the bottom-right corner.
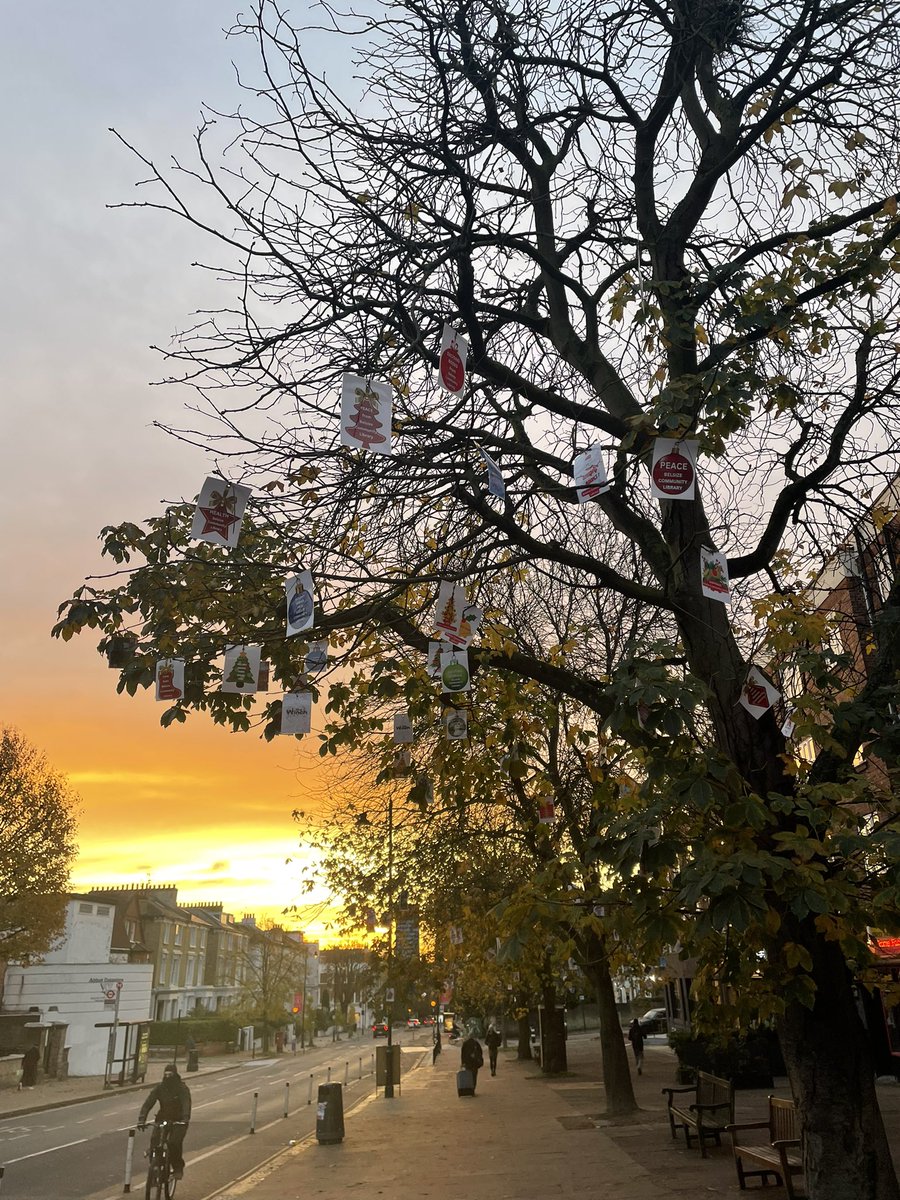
[
  {"x1": 190, "y1": 928, "x2": 198, "y2": 948},
  {"x1": 96, "y1": 906, "x2": 110, "y2": 917},
  {"x1": 174, "y1": 926, "x2": 183, "y2": 946},
  {"x1": 79, "y1": 902, "x2": 93, "y2": 914}
]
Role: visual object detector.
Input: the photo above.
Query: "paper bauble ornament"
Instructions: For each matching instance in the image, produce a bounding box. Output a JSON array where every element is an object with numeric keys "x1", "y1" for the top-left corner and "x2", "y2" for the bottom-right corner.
[
  {"x1": 286, "y1": 570, "x2": 315, "y2": 637},
  {"x1": 440, "y1": 650, "x2": 470, "y2": 693},
  {"x1": 444, "y1": 708, "x2": 468, "y2": 740},
  {"x1": 650, "y1": 438, "x2": 698, "y2": 500},
  {"x1": 438, "y1": 324, "x2": 468, "y2": 395},
  {"x1": 288, "y1": 590, "x2": 313, "y2": 627}
]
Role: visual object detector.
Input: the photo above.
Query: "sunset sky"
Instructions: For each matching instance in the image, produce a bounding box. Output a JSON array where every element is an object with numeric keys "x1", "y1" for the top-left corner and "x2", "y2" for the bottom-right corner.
[{"x1": 2, "y1": 4, "x2": 342, "y2": 939}]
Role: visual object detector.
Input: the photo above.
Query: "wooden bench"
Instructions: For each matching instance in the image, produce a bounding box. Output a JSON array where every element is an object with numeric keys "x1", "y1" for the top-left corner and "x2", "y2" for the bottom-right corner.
[
  {"x1": 662, "y1": 1070, "x2": 735, "y2": 1157},
  {"x1": 727, "y1": 1096, "x2": 805, "y2": 1198}
]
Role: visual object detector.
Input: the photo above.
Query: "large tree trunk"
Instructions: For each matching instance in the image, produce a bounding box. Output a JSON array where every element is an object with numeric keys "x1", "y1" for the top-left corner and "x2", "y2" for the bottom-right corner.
[
  {"x1": 578, "y1": 932, "x2": 637, "y2": 1116},
  {"x1": 664, "y1": 497, "x2": 900, "y2": 1200},
  {"x1": 777, "y1": 929, "x2": 900, "y2": 1200}
]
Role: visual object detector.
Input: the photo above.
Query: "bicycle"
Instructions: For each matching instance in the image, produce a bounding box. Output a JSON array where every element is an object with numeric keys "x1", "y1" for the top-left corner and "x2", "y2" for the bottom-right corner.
[{"x1": 140, "y1": 1119, "x2": 185, "y2": 1200}]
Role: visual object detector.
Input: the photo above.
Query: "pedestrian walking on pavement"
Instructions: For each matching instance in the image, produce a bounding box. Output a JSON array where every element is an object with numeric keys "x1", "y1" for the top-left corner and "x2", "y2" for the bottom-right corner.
[
  {"x1": 460, "y1": 1033, "x2": 484, "y2": 1093},
  {"x1": 20, "y1": 1045, "x2": 39, "y2": 1088},
  {"x1": 485, "y1": 1025, "x2": 501, "y2": 1076},
  {"x1": 627, "y1": 1018, "x2": 644, "y2": 1075}
]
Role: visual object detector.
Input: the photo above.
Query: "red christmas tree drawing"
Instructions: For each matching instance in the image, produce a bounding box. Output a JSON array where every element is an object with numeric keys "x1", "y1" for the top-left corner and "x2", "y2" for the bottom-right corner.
[
  {"x1": 345, "y1": 384, "x2": 387, "y2": 448},
  {"x1": 438, "y1": 593, "x2": 458, "y2": 631}
]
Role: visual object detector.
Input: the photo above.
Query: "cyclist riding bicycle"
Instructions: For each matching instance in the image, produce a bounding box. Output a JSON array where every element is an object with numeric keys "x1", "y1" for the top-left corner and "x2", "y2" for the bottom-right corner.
[{"x1": 138, "y1": 1063, "x2": 192, "y2": 1180}]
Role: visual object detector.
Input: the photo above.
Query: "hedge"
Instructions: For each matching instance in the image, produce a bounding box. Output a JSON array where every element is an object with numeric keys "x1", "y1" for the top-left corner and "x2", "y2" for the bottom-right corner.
[{"x1": 148, "y1": 1018, "x2": 240, "y2": 1046}]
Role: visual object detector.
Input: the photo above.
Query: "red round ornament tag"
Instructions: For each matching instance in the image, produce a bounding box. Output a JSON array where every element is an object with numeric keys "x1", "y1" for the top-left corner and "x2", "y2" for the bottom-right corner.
[
  {"x1": 652, "y1": 448, "x2": 694, "y2": 496},
  {"x1": 440, "y1": 345, "x2": 465, "y2": 392}
]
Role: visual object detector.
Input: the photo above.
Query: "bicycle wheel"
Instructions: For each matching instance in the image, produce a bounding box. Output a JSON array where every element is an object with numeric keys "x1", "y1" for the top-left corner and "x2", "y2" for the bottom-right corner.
[
  {"x1": 144, "y1": 1160, "x2": 162, "y2": 1200},
  {"x1": 164, "y1": 1161, "x2": 177, "y2": 1200}
]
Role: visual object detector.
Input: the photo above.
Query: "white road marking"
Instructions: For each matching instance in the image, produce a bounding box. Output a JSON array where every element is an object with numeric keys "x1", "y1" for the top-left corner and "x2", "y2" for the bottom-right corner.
[{"x1": 3, "y1": 1136, "x2": 87, "y2": 1164}]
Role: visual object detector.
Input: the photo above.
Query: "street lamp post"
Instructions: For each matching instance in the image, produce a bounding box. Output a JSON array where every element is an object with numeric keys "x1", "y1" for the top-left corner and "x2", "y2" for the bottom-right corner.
[{"x1": 384, "y1": 788, "x2": 395, "y2": 1099}]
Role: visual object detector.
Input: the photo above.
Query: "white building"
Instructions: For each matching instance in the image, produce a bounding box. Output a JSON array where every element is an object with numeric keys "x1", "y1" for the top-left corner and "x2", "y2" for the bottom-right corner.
[{"x1": 3, "y1": 896, "x2": 153, "y2": 1077}]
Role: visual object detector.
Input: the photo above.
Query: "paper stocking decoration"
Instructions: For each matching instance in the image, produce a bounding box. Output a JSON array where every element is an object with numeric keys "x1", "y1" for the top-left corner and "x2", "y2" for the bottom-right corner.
[{"x1": 155, "y1": 658, "x2": 184, "y2": 702}]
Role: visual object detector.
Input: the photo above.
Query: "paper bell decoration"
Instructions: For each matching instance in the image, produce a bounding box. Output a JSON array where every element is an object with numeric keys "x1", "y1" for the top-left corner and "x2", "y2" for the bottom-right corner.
[
  {"x1": 444, "y1": 708, "x2": 468, "y2": 740},
  {"x1": 286, "y1": 571, "x2": 315, "y2": 637},
  {"x1": 538, "y1": 799, "x2": 556, "y2": 824},
  {"x1": 700, "y1": 546, "x2": 731, "y2": 603},
  {"x1": 222, "y1": 645, "x2": 262, "y2": 694},
  {"x1": 440, "y1": 648, "x2": 470, "y2": 694},
  {"x1": 438, "y1": 324, "x2": 468, "y2": 396},
  {"x1": 393, "y1": 712, "x2": 414, "y2": 744},
  {"x1": 458, "y1": 603, "x2": 483, "y2": 647},
  {"x1": 481, "y1": 448, "x2": 505, "y2": 499},
  {"x1": 191, "y1": 477, "x2": 252, "y2": 549},
  {"x1": 281, "y1": 690, "x2": 312, "y2": 735},
  {"x1": 155, "y1": 658, "x2": 185, "y2": 702},
  {"x1": 739, "y1": 666, "x2": 781, "y2": 719},
  {"x1": 650, "y1": 438, "x2": 698, "y2": 500},
  {"x1": 340, "y1": 373, "x2": 393, "y2": 454},
  {"x1": 572, "y1": 445, "x2": 609, "y2": 503}
]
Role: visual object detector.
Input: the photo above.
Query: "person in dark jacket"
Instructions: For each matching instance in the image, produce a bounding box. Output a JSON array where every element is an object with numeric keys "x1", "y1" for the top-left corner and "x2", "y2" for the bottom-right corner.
[
  {"x1": 138, "y1": 1063, "x2": 192, "y2": 1179},
  {"x1": 460, "y1": 1033, "x2": 484, "y2": 1092},
  {"x1": 627, "y1": 1018, "x2": 645, "y2": 1075},
  {"x1": 485, "y1": 1025, "x2": 502, "y2": 1076},
  {"x1": 21, "y1": 1045, "x2": 39, "y2": 1088}
]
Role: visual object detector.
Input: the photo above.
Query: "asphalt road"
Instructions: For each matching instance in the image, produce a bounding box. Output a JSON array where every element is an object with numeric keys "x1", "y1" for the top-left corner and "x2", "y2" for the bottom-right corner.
[{"x1": 0, "y1": 1031, "x2": 430, "y2": 1200}]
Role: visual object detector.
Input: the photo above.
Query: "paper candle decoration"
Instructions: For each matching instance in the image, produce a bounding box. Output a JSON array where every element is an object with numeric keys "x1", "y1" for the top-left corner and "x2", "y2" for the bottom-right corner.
[
  {"x1": 222, "y1": 644, "x2": 262, "y2": 694},
  {"x1": 439, "y1": 324, "x2": 468, "y2": 395},
  {"x1": 700, "y1": 547, "x2": 731, "y2": 603},
  {"x1": 341, "y1": 373, "x2": 393, "y2": 454},
  {"x1": 281, "y1": 690, "x2": 312, "y2": 735},
  {"x1": 650, "y1": 438, "x2": 698, "y2": 500},
  {"x1": 286, "y1": 571, "x2": 315, "y2": 637},
  {"x1": 191, "y1": 477, "x2": 252, "y2": 548},
  {"x1": 572, "y1": 445, "x2": 610, "y2": 503},
  {"x1": 393, "y1": 712, "x2": 414, "y2": 744},
  {"x1": 444, "y1": 708, "x2": 468, "y2": 740},
  {"x1": 155, "y1": 658, "x2": 185, "y2": 702},
  {"x1": 739, "y1": 666, "x2": 781, "y2": 719},
  {"x1": 440, "y1": 648, "x2": 470, "y2": 694}
]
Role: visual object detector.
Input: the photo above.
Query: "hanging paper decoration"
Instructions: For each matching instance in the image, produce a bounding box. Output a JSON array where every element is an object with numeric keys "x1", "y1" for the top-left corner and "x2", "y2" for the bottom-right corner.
[
  {"x1": 700, "y1": 547, "x2": 731, "y2": 603},
  {"x1": 155, "y1": 658, "x2": 184, "y2": 702},
  {"x1": 280, "y1": 690, "x2": 312, "y2": 735},
  {"x1": 191, "y1": 477, "x2": 252, "y2": 548},
  {"x1": 222, "y1": 645, "x2": 262, "y2": 694},
  {"x1": 365, "y1": 908, "x2": 377, "y2": 933},
  {"x1": 444, "y1": 708, "x2": 468, "y2": 740},
  {"x1": 781, "y1": 708, "x2": 796, "y2": 739},
  {"x1": 286, "y1": 571, "x2": 315, "y2": 637},
  {"x1": 393, "y1": 712, "x2": 414, "y2": 744},
  {"x1": 458, "y1": 603, "x2": 483, "y2": 647},
  {"x1": 340, "y1": 373, "x2": 393, "y2": 454},
  {"x1": 257, "y1": 660, "x2": 270, "y2": 691},
  {"x1": 305, "y1": 641, "x2": 328, "y2": 674},
  {"x1": 438, "y1": 324, "x2": 468, "y2": 395},
  {"x1": 572, "y1": 445, "x2": 610, "y2": 503},
  {"x1": 449, "y1": 925, "x2": 464, "y2": 946},
  {"x1": 739, "y1": 666, "x2": 781, "y2": 719},
  {"x1": 440, "y1": 648, "x2": 470, "y2": 694},
  {"x1": 481, "y1": 449, "x2": 505, "y2": 499},
  {"x1": 433, "y1": 580, "x2": 468, "y2": 644},
  {"x1": 650, "y1": 438, "x2": 698, "y2": 500},
  {"x1": 426, "y1": 641, "x2": 443, "y2": 680},
  {"x1": 393, "y1": 747, "x2": 412, "y2": 777},
  {"x1": 538, "y1": 799, "x2": 556, "y2": 824}
]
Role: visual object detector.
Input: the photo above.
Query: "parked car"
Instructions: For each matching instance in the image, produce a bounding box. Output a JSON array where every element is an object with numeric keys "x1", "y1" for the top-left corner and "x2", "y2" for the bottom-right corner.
[
  {"x1": 406, "y1": 1017, "x2": 420, "y2": 1028},
  {"x1": 372, "y1": 1021, "x2": 389, "y2": 1038},
  {"x1": 421, "y1": 1016, "x2": 434, "y2": 1026},
  {"x1": 638, "y1": 1007, "x2": 667, "y2": 1034}
]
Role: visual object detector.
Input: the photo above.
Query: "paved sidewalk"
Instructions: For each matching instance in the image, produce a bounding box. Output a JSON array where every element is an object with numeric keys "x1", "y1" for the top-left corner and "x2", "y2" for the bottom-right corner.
[{"x1": 204, "y1": 1032, "x2": 900, "y2": 1200}]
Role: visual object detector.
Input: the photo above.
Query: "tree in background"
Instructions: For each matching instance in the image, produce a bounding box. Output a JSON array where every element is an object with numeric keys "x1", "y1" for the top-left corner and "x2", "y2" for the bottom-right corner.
[
  {"x1": 232, "y1": 920, "x2": 302, "y2": 1051},
  {"x1": 0, "y1": 727, "x2": 78, "y2": 987},
  {"x1": 53, "y1": 2, "x2": 900, "y2": 1195}
]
